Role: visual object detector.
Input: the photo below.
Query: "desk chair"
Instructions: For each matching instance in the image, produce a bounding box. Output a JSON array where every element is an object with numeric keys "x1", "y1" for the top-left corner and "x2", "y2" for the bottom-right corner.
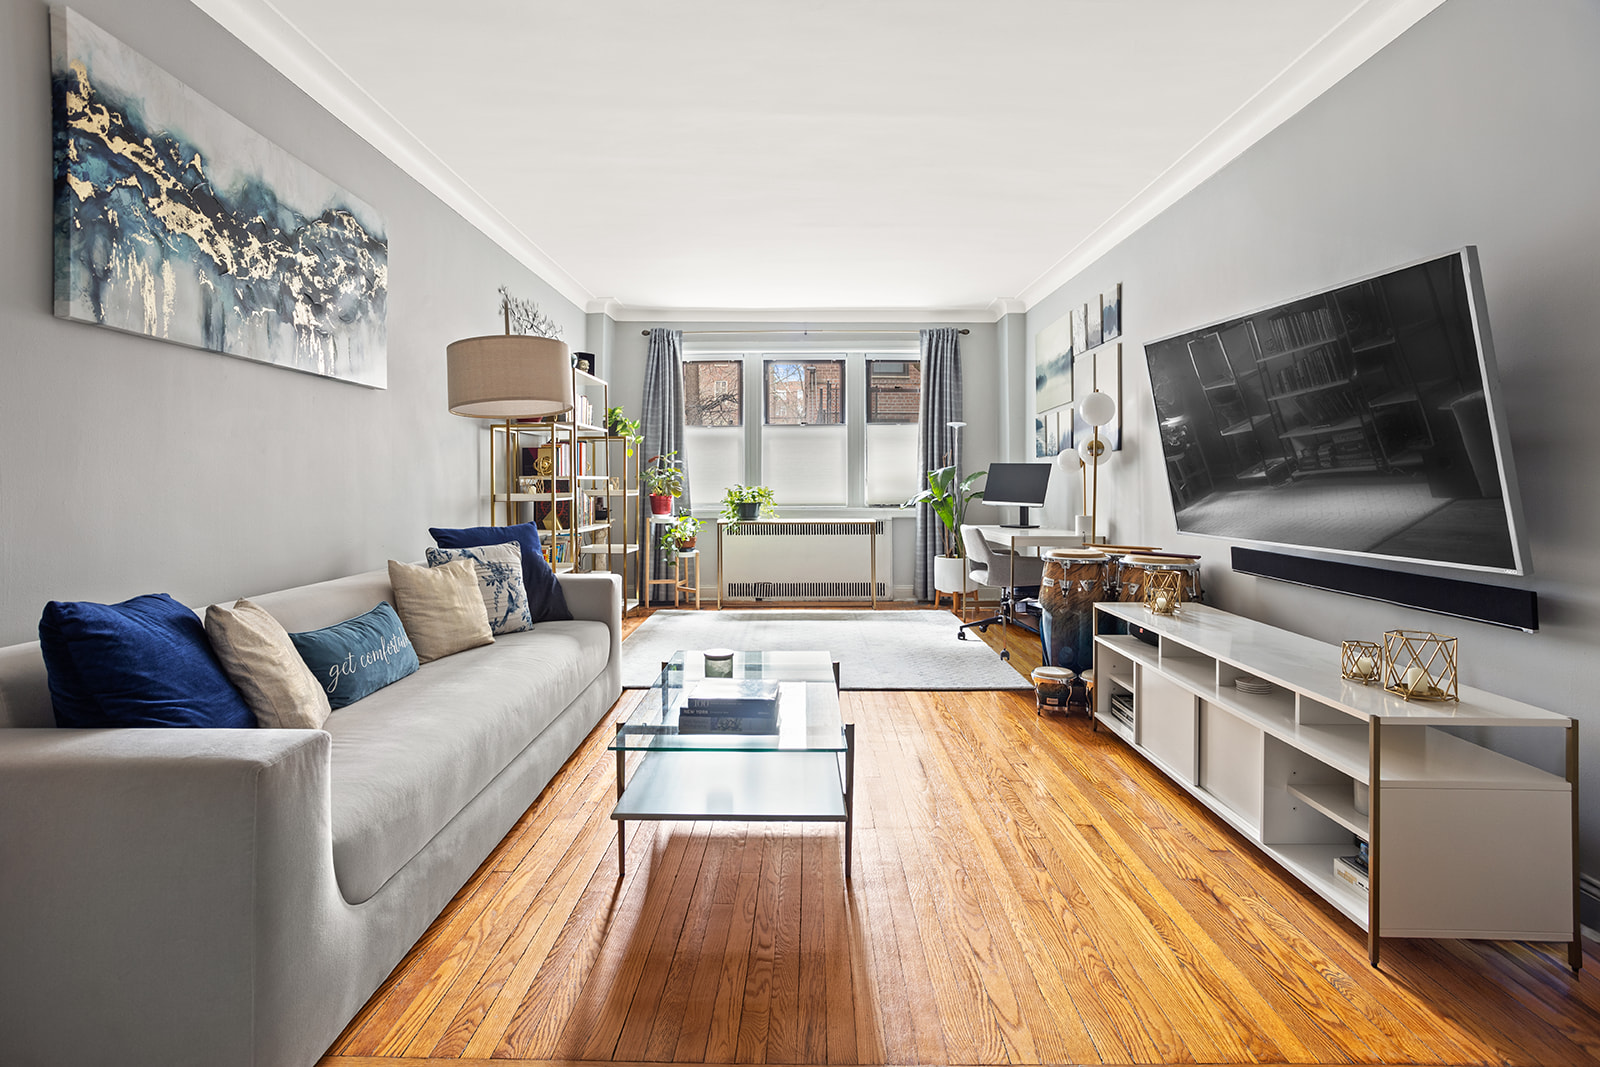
[{"x1": 955, "y1": 524, "x2": 1045, "y2": 661}]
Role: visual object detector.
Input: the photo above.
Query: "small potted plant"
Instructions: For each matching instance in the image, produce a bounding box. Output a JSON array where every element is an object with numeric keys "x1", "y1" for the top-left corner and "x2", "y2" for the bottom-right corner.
[
  {"x1": 906, "y1": 465, "x2": 985, "y2": 596},
  {"x1": 641, "y1": 452, "x2": 684, "y2": 515},
  {"x1": 721, "y1": 484, "x2": 777, "y2": 524},
  {"x1": 658, "y1": 515, "x2": 701, "y2": 565}
]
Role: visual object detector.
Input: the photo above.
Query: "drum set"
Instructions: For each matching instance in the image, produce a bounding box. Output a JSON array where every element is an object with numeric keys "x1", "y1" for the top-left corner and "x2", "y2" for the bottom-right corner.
[{"x1": 1034, "y1": 547, "x2": 1201, "y2": 715}]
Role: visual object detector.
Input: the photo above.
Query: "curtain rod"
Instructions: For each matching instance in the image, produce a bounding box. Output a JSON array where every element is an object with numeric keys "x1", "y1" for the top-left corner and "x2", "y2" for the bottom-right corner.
[{"x1": 640, "y1": 327, "x2": 969, "y2": 336}]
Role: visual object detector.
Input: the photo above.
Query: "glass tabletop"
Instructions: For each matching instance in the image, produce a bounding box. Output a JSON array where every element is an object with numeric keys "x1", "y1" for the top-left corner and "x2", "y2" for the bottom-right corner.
[{"x1": 610, "y1": 649, "x2": 845, "y2": 753}]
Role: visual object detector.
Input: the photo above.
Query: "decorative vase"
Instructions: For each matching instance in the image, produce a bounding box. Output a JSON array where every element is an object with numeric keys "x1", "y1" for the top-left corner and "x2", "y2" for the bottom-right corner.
[
  {"x1": 650, "y1": 494, "x2": 673, "y2": 515},
  {"x1": 736, "y1": 501, "x2": 760, "y2": 520}
]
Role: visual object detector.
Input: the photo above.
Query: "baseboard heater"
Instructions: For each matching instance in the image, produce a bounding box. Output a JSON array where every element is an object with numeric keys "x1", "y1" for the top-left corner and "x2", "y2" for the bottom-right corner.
[
  {"x1": 720, "y1": 520, "x2": 888, "y2": 601},
  {"x1": 1231, "y1": 546, "x2": 1538, "y2": 632}
]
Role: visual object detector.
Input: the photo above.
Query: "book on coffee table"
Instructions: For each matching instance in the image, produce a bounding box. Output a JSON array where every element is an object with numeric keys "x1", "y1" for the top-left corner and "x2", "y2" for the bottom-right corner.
[{"x1": 679, "y1": 679, "x2": 780, "y2": 733}]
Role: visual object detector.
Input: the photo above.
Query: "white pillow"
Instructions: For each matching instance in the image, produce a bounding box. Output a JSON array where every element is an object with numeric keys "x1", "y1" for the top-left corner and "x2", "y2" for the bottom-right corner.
[
  {"x1": 205, "y1": 598, "x2": 333, "y2": 729},
  {"x1": 425, "y1": 541, "x2": 534, "y2": 635}
]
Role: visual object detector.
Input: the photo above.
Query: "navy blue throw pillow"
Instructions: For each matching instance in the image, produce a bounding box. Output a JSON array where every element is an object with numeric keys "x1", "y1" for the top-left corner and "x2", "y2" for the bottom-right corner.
[
  {"x1": 39, "y1": 594, "x2": 256, "y2": 729},
  {"x1": 289, "y1": 602, "x2": 419, "y2": 709},
  {"x1": 429, "y1": 522, "x2": 572, "y2": 623}
]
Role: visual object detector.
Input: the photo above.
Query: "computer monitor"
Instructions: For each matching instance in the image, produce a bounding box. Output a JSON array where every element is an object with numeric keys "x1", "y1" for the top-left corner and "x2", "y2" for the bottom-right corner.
[{"x1": 983, "y1": 462, "x2": 1052, "y2": 528}]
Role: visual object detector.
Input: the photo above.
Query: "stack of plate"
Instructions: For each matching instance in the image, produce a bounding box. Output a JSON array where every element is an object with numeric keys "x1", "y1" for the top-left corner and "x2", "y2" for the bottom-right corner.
[{"x1": 1234, "y1": 676, "x2": 1275, "y2": 696}]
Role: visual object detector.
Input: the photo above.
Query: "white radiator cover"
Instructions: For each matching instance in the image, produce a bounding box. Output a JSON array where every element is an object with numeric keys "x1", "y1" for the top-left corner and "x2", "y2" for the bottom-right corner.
[{"x1": 719, "y1": 521, "x2": 889, "y2": 600}]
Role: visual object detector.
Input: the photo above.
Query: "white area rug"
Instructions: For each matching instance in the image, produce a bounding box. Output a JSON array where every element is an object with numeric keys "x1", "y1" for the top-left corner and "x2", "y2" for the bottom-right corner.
[{"x1": 621, "y1": 610, "x2": 1032, "y2": 690}]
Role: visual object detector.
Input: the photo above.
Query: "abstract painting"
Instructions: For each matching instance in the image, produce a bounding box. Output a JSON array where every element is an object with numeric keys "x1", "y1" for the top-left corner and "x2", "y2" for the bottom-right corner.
[
  {"x1": 1072, "y1": 343, "x2": 1122, "y2": 452},
  {"x1": 1102, "y1": 282, "x2": 1122, "y2": 340},
  {"x1": 1087, "y1": 296, "x2": 1103, "y2": 349},
  {"x1": 1071, "y1": 305, "x2": 1088, "y2": 354},
  {"x1": 51, "y1": 8, "x2": 388, "y2": 387},
  {"x1": 1033, "y1": 311, "x2": 1074, "y2": 414}
]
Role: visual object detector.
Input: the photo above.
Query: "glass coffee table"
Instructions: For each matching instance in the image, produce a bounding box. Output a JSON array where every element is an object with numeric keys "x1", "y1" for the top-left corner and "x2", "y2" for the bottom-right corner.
[{"x1": 610, "y1": 650, "x2": 855, "y2": 879}]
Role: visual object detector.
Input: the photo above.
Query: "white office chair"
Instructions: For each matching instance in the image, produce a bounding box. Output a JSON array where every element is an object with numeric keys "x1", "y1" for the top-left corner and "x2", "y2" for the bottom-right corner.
[{"x1": 956, "y1": 524, "x2": 1045, "y2": 659}]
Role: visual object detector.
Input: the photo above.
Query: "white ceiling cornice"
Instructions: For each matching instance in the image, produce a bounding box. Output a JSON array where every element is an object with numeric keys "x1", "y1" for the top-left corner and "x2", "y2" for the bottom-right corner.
[
  {"x1": 1015, "y1": 0, "x2": 1446, "y2": 310},
  {"x1": 593, "y1": 303, "x2": 1009, "y2": 325},
  {"x1": 190, "y1": 0, "x2": 595, "y2": 311}
]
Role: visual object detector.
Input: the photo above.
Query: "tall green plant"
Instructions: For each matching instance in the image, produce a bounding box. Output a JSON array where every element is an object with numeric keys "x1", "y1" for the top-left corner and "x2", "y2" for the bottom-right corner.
[{"x1": 905, "y1": 465, "x2": 985, "y2": 557}]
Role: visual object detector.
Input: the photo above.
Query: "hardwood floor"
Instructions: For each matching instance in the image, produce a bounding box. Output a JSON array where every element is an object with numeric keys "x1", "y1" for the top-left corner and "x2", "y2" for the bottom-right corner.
[{"x1": 319, "y1": 605, "x2": 1600, "y2": 1067}]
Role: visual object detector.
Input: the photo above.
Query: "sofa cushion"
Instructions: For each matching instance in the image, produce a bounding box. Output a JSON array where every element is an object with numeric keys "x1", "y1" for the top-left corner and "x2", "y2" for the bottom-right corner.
[
  {"x1": 205, "y1": 599, "x2": 333, "y2": 729},
  {"x1": 425, "y1": 542, "x2": 534, "y2": 635},
  {"x1": 323, "y1": 619, "x2": 610, "y2": 904},
  {"x1": 429, "y1": 522, "x2": 572, "y2": 623},
  {"x1": 39, "y1": 594, "x2": 255, "y2": 729},
  {"x1": 290, "y1": 603, "x2": 419, "y2": 710}
]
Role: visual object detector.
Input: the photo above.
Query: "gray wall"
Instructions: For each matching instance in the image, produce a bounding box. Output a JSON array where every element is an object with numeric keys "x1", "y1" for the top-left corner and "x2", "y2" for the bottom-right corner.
[
  {"x1": 1024, "y1": 0, "x2": 1600, "y2": 882},
  {"x1": 605, "y1": 319, "x2": 1003, "y2": 597},
  {"x1": 0, "y1": 0, "x2": 583, "y2": 644}
]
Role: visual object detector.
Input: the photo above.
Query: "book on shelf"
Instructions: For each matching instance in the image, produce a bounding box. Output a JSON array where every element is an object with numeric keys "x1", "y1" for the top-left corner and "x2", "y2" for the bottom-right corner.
[{"x1": 1334, "y1": 853, "x2": 1369, "y2": 895}]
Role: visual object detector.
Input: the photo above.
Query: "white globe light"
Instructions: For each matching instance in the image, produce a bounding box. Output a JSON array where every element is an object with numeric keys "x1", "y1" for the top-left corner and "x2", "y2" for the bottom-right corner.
[
  {"x1": 1054, "y1": 448, "x2": 1076, "y2": 472},
  {"x1": 1080, "y1": 390, "x2": 1117, "y2": 427},
  {"x1": 1078, "y1": 436, "x2": 1111, "y2": 467}
]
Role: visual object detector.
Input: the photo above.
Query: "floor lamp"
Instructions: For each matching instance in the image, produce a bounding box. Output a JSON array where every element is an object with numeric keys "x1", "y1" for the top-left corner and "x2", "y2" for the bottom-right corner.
[
  {"x1": 1077, "y1": 389, "x2": 1116, "y2": 544},
  {"x1": 446, "y1": 333, "x2": 575, "y2": 525}
]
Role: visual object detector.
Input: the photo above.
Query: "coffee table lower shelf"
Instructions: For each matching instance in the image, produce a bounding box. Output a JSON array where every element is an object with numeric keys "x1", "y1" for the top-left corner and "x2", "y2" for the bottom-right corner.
[{"x1": 612, "y1": 732, "x2": 854, "y2": 879}]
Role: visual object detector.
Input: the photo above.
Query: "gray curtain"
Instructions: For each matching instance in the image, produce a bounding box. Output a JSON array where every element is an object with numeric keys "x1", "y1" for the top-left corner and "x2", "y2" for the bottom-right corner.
[
  {"x1": 914, "y1": 327, "x2": 963, "y2": 601},
  {"x1": 640, "y1": 328, "x2": 689, "y2": 603}
]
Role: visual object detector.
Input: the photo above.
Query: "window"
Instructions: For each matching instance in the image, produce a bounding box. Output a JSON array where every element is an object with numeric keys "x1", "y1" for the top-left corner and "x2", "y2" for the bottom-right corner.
[
  {"x1": 865, "y1": 359, "x2": 922, "y2": 504},
  {"x1": 683, "y1": 359, "x2": 745, "y2": 504},
  {"x1": 680, "y1": 351, "x2": 921, "y2": 509},
  {"x1": 763, "y1": 360, "x2": 845, "y2": 425},
  {"x1": 763, "y1": 358, "x2": 847, "y2": 504}
]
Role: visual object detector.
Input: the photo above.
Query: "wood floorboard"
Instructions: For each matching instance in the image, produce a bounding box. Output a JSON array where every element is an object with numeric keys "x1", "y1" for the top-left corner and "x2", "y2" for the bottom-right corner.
[{"x1": 318, "y1": 603, "x2": 1600, "y2": 1067}]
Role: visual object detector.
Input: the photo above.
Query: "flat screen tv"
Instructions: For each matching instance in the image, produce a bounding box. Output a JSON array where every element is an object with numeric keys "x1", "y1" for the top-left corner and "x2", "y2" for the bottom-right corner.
[{"x1": 1143, "y1": 248, "x2": 1528, "y2": 574}]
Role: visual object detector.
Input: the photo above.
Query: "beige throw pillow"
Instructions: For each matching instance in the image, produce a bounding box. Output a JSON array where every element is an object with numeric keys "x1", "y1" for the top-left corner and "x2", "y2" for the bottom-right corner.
[
  {"x1": 205, "y1": 598, "x2": 333, "y2": 729},
  {"x1": 387, "y1": 558, "x2": 494, "y2": 663}
]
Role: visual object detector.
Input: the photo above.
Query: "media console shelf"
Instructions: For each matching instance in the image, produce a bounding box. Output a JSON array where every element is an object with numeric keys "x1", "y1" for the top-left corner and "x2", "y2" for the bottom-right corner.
[{"x1": 1092, "y1": 601, "x2": 1578, "y2": 969}]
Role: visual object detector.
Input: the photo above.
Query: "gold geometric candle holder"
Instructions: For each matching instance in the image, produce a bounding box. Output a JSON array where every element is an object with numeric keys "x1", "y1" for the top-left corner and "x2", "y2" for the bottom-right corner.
[
  {"x1": 1144, "y1": 568, "x2": 1184, "y2": 615},
  {"x1": 1340, "y1": 640, "x2": 1382, "y2": 685},
  {"x1": 1381, "y1": 629, "x2": 1458, "y2": 702}
]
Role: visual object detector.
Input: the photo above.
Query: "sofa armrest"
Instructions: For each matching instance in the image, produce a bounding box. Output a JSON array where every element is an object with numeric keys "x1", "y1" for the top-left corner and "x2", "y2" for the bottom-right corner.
[
  {"x1": 558, "y1": 571, "x2": 622, "y2": 670},
  {"x1": 0, "y1": 727, "x2": 331, "y2": 1067}
]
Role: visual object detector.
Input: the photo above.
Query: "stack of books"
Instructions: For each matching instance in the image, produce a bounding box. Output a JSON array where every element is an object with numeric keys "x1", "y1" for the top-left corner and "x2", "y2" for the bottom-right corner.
[
  {"x1": 1334, "y1": 851, "x2": 1369, "y2": 895},
  {"x1": 678, "y1": 679, "x2": 780, "y2": 734}
]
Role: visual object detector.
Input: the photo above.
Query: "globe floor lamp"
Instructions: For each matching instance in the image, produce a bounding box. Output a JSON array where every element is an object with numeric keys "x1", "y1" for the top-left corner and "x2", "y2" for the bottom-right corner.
[{"x1": 1077, "y1": 388, "x2": 1116, "y2": 544}]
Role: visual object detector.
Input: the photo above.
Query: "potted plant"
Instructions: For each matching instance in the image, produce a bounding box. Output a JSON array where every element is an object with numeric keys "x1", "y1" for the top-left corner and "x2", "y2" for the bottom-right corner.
[
  {"x1": 906, "y1": 465, "x2": 986, "y2": 595},
  {"x1": 658, "y1": 515, "x2": 701, "y2": 565},
  {"x1": 605, "y1": 406, "x2": 641, "y2": 442},
  {"x1": 641, "y1": 452, "x2": 684, "y2": 515},
  {"x1": 721, "y1": 484, "x2": 777, "y2": 524}
]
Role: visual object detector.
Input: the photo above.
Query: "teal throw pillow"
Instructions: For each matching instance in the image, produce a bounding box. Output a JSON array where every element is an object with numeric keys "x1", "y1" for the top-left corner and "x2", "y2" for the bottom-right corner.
[{"x1": 289, "y1": 602, "x2": 418, "y2": 709}]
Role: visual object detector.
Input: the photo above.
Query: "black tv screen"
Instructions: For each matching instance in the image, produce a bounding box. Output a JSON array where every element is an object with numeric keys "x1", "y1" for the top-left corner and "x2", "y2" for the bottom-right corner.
[{"x1": 1142, "y1": 248, "x2": 1529, "y2": 574}]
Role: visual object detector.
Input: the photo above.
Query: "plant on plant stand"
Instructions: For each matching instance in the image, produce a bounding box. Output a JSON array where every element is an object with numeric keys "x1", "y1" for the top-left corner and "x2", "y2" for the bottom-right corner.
[
  {"x1": 906, "y1": 464, "x2": 986, "y2": 599},
  {"x1": 657, "y1": 515, "x2": 702, "y2": 566},
  {"x1": 720, "y1": 484, "x2": 777, "y2": 525},
  {"x1": 641, "y1": 452, "x2": 684, "y2": 515},
  {"x1": 605, "y1": 407, "x2": 642, "y2": 445}
]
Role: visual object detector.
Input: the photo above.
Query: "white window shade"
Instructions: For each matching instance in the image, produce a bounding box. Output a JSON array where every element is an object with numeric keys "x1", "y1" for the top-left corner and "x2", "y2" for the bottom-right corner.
[
  {"x1": 866, "y1": 422, "x2": 919, "y2": 505},
  {"x1": 684, "y1": 426, "x2": 744, "y2": 506},
  {"x1": 762, "y1": 424, "x2": 847, "y2": 505}
]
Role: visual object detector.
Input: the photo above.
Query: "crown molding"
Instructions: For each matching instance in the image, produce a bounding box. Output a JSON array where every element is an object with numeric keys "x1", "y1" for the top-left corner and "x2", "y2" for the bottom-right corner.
[
  {"x1": 1016, "y1": 0, "x2": 1447, "y2": 311},
  {"x1": 596, "y1": 303, "x2": 1006, "y2": 324},
  {"x1": 190, "y1": 0, "x2": 593, "y2": 311},
  {"x1": 585, "y1": 298, "x2": 624, "y2": 317},
  {"x1": 987, "y1": 297, "x2": 1026, "y2": 318}
]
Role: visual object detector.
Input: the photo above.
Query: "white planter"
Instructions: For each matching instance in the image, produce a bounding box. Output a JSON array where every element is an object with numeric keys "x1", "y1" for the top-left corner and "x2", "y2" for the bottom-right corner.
[{"x1": 933, "y1": 554, "x2": 976, "y2": 593}]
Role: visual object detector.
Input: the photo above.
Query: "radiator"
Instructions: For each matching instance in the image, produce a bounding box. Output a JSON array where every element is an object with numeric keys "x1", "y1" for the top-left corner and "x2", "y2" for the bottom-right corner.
[{"x1": 719, "y1": 520, "x2": 888, "y2": 600}]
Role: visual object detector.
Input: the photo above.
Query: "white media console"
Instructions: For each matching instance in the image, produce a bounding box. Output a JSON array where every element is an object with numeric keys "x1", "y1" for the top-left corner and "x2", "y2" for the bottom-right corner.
[{"x1": 1092, "y1": 601, "x2": 1578, "y2": 969}]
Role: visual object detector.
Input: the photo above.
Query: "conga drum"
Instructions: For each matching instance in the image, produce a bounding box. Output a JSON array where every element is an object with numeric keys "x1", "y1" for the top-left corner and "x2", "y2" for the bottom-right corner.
[
  {"x1": 1038, "y1": 549, "x2": 1111, "y2": 683},
  {"x1": 1117, "y1": 554, "x2": 1203, "y2": 606}
]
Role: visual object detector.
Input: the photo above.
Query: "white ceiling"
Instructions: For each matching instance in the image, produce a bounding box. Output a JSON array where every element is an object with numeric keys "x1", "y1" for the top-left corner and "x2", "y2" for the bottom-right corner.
[{"x1": 197, "y1": 0, "x2": 1442, "y2": 315}]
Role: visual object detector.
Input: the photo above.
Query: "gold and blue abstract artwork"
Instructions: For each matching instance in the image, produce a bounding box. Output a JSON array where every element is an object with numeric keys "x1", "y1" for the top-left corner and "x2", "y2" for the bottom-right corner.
[{"x1": 51, "y1": 7, "x2": 388, "y2": 387}]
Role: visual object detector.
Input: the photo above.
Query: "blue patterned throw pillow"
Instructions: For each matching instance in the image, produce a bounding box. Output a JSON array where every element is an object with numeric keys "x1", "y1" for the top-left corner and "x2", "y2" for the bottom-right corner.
[
  {"x1": 289, "y1": 602, "x2": 419, "y2": 709},
  {"x1": 425, "y1": 542, "x2": 534, "y2": 635},
  {"x1": 429, "y1": 522, "x2": 572, "y2": 623}
]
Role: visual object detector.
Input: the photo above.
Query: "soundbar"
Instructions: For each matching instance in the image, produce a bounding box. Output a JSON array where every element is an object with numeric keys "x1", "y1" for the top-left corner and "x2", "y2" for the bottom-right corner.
[{"x1": 1231, "y1": 547, "x2": 1538, "y2": 632}]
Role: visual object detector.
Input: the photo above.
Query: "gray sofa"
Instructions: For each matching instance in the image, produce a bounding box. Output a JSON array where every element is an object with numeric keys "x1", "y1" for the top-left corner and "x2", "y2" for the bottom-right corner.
[{"x1": 0, "y1": 566, "x2": 622, "y2": 1067}]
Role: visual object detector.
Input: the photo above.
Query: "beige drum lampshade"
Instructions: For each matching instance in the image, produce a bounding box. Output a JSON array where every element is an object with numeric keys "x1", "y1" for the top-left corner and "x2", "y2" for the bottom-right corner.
[{"x1": 446, "y1": 335, "x2": 574, "y2": 418}]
